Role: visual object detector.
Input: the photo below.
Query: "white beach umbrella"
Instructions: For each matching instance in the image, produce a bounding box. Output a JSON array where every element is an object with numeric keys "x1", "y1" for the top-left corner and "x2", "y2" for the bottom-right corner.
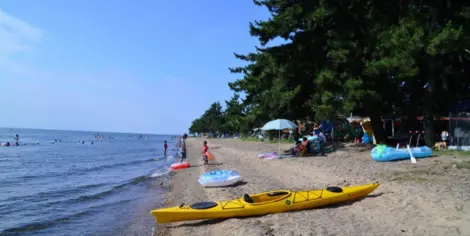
[{"x1": 261, "y1": 119, "x2": 298, "y2": 154}]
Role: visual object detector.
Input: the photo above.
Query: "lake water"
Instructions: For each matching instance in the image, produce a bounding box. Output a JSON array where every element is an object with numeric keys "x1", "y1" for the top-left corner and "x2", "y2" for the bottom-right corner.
[{"x1": 0, "y1": 128, "x2": 178, "y2": 235}]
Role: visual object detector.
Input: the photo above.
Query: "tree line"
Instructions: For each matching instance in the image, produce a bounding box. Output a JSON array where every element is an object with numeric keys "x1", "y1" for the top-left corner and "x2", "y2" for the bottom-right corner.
[{"x1": 189, "y1": 0, "x2": 470, "y2": 146}]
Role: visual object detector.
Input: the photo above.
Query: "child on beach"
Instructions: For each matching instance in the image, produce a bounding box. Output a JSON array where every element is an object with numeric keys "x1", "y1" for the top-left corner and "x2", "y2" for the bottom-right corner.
[
  {"x1": 202, "y1": 141, "x2": 209, "y2": 165},
  {"x1": 164, "y1": 140, "x2": 168, "y2": 155}
]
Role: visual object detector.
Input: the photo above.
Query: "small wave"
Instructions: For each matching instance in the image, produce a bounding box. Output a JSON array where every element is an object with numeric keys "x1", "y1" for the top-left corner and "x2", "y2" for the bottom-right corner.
[
  {"x1": 150, "y1": 168, "x2": 171, "y2": 178},
  {"x1": 19, "y1": 166, "x2": 169, "y2": 207},
  {"x1": 0, "y1": 166, "x2": 171, "y2": 219},
  {"x1": 0, "y1": 183, "x2": 109, "y2": 213},
  {"x1": 0, "y1": 198, "x2": 135, "y2": 234},
  {"x1": 65, "y1": 167, "x2": 171, "y2": 204},
  {"x1": 14, "y1": 157, "x2": 164, "y2": 182},
  {"x1": 75, "y1": 157, "x2": 163, "y2": 174}
]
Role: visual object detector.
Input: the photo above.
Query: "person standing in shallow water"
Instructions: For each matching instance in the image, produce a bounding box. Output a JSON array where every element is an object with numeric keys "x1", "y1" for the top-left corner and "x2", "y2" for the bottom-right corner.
[
  {"x1": 179, "y1": 134, "x2": 188, "y2": 163},
  {"x1": 163, "y1": 140, "x2": 168, "y2": 155},
  {"x1": 14, "y1": 134, "x2": 19, "y2": 146}
]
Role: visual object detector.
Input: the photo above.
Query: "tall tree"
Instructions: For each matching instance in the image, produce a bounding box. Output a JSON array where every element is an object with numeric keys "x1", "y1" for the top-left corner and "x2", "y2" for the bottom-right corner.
[
  {"x1": 221, "y1": 93, "x2": 247, "y2": 133},
  {"x1": 189, "y1": 118, "x2": 206, "y2": 134},
  {"x1": 237, "y1": 0, "x2": 402, "y2": 143},
  {"x1": 202, "y1": 102, "x2": 225, "y2": 134},
  {"x1": 188, "y1": 102, "x2": 225, "y2": 135},
  {"x1": 231, "y1": 0, "x2": 470, "y2": 145},
  {"x1": 377, "y1": 1, "x2": 470, "y2": 145},
  {"x1": 191, "y1": 0, "x2": 470, "y2": 146}
]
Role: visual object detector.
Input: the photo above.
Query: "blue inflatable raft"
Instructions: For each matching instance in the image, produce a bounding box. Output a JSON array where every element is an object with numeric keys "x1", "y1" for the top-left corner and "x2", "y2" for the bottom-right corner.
[
  {"x1": 371, "y1": 145, "x2": 433, "y2": 162},
  {"x1": 198, "y1": 170, "x2": 243, "y2": 187},
  {"x1": 298, "y1": 136, "x2": 318, "y2": 142}
]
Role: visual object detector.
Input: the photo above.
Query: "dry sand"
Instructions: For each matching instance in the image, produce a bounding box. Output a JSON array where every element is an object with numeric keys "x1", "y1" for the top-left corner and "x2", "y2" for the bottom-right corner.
[{"x1": 153, "y1": 138, "x2": 470, "y2": 236}]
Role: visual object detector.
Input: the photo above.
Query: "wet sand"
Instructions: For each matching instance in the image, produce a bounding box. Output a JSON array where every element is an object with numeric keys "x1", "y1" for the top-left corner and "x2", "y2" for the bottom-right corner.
[{"x1": 153, "y1": 138, "x2": 470, "y2": 236}]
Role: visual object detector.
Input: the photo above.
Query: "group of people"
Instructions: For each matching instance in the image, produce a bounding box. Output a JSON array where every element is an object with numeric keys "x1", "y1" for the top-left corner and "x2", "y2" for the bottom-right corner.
[
  {"x1": 2, "y1": 134, "x2": 19, "y2": 147},
  {"x1": 164, "y1": 133, "x2": 211, "y2": 165},
  {"x1": 290, "y1": 125, "x2": 327, "y2": 157}
]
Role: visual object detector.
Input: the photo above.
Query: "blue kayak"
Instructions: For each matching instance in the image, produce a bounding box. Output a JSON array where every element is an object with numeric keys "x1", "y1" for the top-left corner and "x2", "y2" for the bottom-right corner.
[
  {"x1": 198, "y1": 170, "x2": 242, "y2": 187},
  {"x1": 371, "y1": 145, "x2": 433, "y2": 162}
]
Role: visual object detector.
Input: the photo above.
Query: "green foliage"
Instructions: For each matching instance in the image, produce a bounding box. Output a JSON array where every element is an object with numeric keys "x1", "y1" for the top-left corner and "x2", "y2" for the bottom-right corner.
[
  {"x1": 221, "y1": 94, "x2": 247, "y2": 133},
  {"x1": 190, "y1": 0, "x2": 470, "y2": 146},
  {"x1": 188, "y1": 102, "x2": 224, "y2": 134}
]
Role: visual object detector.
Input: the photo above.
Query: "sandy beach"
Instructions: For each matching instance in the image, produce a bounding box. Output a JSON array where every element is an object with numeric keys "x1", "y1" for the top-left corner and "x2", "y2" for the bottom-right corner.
[{"x1": 154, "y1": 138, "x2": 470, "y2": 236}]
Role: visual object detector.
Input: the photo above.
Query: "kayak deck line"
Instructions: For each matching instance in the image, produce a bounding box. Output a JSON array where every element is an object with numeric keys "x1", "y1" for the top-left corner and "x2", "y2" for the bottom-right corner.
[{"x1": 220, "y1": 200, "x2": 245, "y2": 209}]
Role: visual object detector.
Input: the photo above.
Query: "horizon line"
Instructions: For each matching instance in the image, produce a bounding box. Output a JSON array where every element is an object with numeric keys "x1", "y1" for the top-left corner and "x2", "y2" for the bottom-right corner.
[{"x1": 0, "y1": 126, "x2": 179, "y2": 136}]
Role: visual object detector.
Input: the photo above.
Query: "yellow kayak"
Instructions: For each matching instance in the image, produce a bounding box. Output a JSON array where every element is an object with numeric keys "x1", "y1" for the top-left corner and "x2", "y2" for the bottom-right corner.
[{"x1": 151, "y1": 182, "x2": 379, "y2": 223}]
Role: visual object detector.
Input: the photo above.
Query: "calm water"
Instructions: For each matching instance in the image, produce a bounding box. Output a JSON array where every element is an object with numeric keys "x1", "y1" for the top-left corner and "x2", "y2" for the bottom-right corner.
[{"x1": 0, "y1": 128, "x2": 178, "y2": 235}]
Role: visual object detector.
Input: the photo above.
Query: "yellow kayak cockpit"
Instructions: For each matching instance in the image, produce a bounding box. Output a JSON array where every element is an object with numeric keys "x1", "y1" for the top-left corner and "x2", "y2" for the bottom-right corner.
[
  {"x1": 243, "y1": 190, "x2": 291, "y2": 204},
  {"x1": 183, "y1": 190, "x2": 293, "y2": 210}
]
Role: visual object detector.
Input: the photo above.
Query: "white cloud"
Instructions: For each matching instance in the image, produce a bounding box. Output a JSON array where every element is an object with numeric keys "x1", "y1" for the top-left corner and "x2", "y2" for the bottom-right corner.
[
  {"x1": 0, "y1": 9, "x2": 44, "y2": 53},
  {"x1": 0, "y1": 9, "x2": 45, "y2": 77}
]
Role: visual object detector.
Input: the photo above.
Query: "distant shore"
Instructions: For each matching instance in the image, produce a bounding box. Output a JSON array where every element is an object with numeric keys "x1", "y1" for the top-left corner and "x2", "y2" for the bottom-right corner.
[{"x1": 153, "y1": 138, "x2": 470, "y2": 236}]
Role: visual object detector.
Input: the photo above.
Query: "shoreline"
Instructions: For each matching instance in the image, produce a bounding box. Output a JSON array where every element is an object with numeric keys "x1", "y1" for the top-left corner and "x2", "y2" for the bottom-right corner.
[
  {"x1": 152, "y1": 171, "x2": 176, "y2": 236},
  {"x1": 118, "y1": 174, "x2": 170, "y2": 236},
  {"x1": 154, "y1": 140, "x2": 211, "y2": 236},
  {"x1": 153, "y1": 138, "x2": 470, "y2": 236}
]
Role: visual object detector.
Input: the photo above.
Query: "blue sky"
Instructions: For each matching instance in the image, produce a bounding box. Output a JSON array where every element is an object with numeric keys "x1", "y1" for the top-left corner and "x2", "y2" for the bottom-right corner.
[{"x1": 0, "y1": 0, "x2": 271, "y2": 134}]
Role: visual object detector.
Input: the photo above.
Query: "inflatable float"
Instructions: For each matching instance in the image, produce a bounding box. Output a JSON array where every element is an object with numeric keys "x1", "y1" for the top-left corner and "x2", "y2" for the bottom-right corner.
[
  {"x1": 205, "y1": 151, "x2": 215, "y2": 161},
  {"x1": 257, "y1": 152, "x2": 279, "y2": 159},
  {"x1": 198, "y1": 170, "x2": 242, "y2": 187},
  {"x1": 151, "y1": 182, "x2": 380, "y2": 223},
  {"x1": 371, "y1": 145, "x2": 432, "y2": 162},
  {"x1": 170, "y1": 161, "x2": 190, "y2": 170},
  {"x1": 298, "y1": 136, "x2": 318, "y2": 142}
]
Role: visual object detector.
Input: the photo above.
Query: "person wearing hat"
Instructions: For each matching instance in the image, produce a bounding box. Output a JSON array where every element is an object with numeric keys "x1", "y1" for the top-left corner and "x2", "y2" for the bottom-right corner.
[{"x1": 179, "y1": 133, "x2": 188, "y2": 163}]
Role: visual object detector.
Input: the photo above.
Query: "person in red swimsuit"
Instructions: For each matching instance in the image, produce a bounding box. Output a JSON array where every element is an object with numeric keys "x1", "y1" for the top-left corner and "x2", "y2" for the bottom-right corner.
[{"x1": 202, "y1": 141, "x2": 209, "y2": 165}]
